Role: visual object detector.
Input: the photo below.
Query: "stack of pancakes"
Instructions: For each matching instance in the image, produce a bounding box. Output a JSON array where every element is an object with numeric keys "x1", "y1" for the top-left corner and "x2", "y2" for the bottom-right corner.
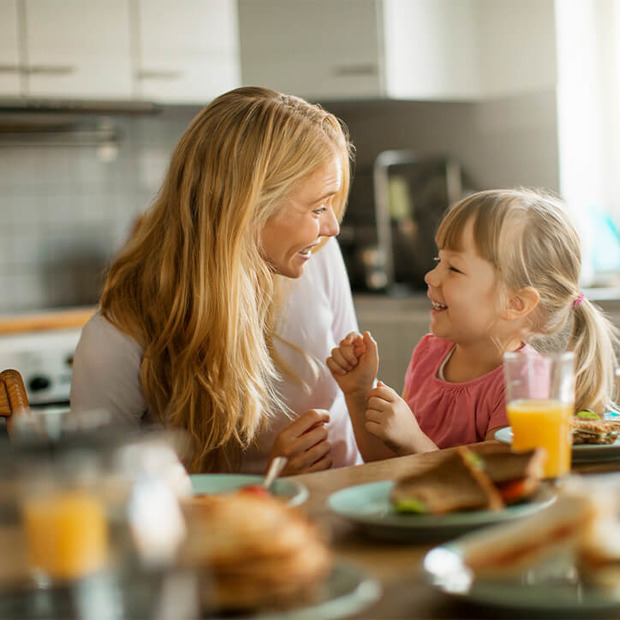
[{"x1": 179, "y1": 492, "x2": 331, "y2": 613}]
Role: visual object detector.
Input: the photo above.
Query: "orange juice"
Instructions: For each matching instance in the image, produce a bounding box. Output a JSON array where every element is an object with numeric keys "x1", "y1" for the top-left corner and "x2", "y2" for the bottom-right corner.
[
  {"x1": 507, "y1": 399, "x2": 572, "y2": 478},
  {"x1": 23, "y1": 490, "x2": 108, "y2": 580}
]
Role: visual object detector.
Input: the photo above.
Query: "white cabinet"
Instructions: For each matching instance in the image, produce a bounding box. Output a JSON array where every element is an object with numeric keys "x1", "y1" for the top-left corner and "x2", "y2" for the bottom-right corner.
[
  {"x1": 0, "y1": 0, "x2": 239, "y2": 103},
  {"x1": 23, "y1": 0, "x2": 133, "y2": 99},
  {"x1": 383, "y1": 0, "x2": 479, "y2": 100},
  {"x1": 134, "y1": 0, "x2": 240, "y2": 104},
  {"x1": 239, "y1": 0, "x2": 383, "y2": 100},
  {"x1": 0, "y1": 0, "x2": 133, "y2": 99},
  {"x1": 0, "y1": 0, "x2": 21, "y2": 95},
  {"x1": 239, "y1": 0, "x2": 557, "y2": 102}
]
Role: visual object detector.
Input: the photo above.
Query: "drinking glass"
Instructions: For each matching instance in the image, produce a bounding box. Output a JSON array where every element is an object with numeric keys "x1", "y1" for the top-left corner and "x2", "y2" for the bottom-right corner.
[{"x1": 503, "y1": 351, "x2": 575, "y2": 478}]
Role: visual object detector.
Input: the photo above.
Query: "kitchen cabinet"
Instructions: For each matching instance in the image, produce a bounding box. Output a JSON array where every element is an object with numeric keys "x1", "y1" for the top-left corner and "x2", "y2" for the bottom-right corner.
[
  {"x1": 133, "y1": 0, "x2": 240, "y2": 104},
  {"x1": 0, "y1": 0, "x2": 239, "y2": 103},
  {"x1": 239, "y1": 0, "x2": 556, "y2": 102},
  {"x1": 239, "y1": 0, "x2": 383, "y2": 100},
  {"x1": 0, "y1": 0, "x2": 21, "y2": 95},
  {"x1": 23, "y1": 0, "x2": 133, "y2": 99}
]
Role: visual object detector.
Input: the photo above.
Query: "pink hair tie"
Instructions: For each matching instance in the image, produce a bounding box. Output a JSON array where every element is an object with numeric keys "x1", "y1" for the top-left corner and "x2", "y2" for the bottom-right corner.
[{"x1": 572, "y1": 292, "x2": 585, "y2": 308}]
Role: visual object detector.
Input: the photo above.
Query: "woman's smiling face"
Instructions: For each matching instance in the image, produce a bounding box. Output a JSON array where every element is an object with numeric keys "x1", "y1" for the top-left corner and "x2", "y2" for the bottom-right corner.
[{"x1": 260, "y1": 155, "x2": 342, "y2": 279}]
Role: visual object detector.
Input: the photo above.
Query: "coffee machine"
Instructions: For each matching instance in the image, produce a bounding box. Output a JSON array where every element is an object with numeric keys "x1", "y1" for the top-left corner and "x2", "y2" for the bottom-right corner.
[{"x1": 340, "y1": 150, "x2": 465, "y2": 294}]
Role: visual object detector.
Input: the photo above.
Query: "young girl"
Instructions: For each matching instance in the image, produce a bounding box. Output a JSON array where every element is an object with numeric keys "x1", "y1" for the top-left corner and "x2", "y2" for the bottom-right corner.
[{"x1": 327, "y1": 188, "x2": 620, "y2": 461}]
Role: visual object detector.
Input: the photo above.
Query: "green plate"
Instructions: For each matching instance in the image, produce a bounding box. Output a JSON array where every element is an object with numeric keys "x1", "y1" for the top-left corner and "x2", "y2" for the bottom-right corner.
[
  {"x1": 328, "y1": 480, "x2": 555, "y2": 542},
  {"x1": 424, "y1": 540, "x2": 620, "y2": 617},
  {"x1": 190, "y1": 473, "x2": 309, "y2": 507},
  {"x1": 250, "y1": 563, "x2": 381, "y2": 620}
]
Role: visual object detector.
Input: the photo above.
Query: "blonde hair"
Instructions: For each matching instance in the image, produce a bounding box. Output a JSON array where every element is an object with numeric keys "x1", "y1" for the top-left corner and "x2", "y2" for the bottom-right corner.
[
  {"x1": 436, "y1": 188, "x2": 619, "y2": 413},
  {"x1": 101, "y1": 87, "x2": 352, "y2": 472}
]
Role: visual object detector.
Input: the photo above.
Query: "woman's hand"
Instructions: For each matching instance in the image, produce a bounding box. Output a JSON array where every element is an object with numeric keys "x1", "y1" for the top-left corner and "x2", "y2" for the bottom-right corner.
[
  {"x1": 326, "y1": 331, "x2": 379, "y2": 397},
  {"x1": 365, "y1": 382, "x2": 437, "y2": 455},
  {"x1": 269, "y1": 409, "x2": 332, "y2": 475}
]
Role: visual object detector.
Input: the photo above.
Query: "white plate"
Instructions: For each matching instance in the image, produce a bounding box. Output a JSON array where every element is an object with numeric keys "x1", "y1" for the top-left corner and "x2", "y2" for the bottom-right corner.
[
  {"x1": 495, "y1": 426, "x2": 620, "y2": 463},
  {"x1": 249, "y1": 563, "x2": 381, "y2": 620},
  {"x1": 424, "y1": 540, "x2": 620, "y2": 617},
  {"x1": 327, "y1": 480, "x2": 555, "y2": 542},
  {"x1": 190, "y1": 473, "x2": 309, "y2": 507}
]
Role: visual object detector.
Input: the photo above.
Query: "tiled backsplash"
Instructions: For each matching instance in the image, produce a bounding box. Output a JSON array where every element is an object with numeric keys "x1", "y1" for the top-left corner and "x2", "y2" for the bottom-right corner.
[{"x1": 0, "y1": 107, "x2": 201, "y2": 313}]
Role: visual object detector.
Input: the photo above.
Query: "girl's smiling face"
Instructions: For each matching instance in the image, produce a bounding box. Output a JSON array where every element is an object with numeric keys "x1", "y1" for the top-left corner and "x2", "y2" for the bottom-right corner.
[
  {"x1": 424, "y1": 220, "x2": 502, "y2": 345},
  {"x1": 260, "y1": 155, "x2": 342, "y2": 279}
]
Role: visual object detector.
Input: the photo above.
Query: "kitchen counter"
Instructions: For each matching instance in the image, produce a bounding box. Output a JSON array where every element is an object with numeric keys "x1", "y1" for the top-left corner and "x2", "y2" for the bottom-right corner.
[{"x1": 0, "y1": 307, "x2": 96, "y2": 335}]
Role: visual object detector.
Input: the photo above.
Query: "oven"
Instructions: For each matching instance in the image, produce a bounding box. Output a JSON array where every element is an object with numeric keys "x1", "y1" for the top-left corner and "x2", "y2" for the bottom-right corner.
[{"x1": 0, "y1": 328, "x2": 82, "y2": 411}]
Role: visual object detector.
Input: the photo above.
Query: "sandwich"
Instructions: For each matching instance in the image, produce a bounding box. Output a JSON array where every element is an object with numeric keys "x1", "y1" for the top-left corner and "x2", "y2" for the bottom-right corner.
[
  {"x1": 391, "y1": 444, "x2": 544, "y2": 515},
  {"x1": 460, "y1": 487, "x2": 598, "y2": 578},
  {"x1": 391, "y1": 448, "x2": 503, "y2": 514},
  {"x1": 457, "y1": 478, "x2": 618, "y2": 583},
  {"x1": 570, "y1": 416, "x2": 620, "y2": 445},
  {"x1": 575, "y1": 481, "x2": 620, "y2": 594}
]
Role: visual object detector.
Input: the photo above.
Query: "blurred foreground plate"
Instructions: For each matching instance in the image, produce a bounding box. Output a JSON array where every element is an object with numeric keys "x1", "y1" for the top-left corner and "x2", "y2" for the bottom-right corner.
[
  {"x1": 248, "y1": 563, "x2": 381, "y2": 620},
  {"x1": 327, "y1": 480, "x2": 555, "y2": 542},
  {"x1": 495, "y1": 427, "x2": 620, "y2": 463},
  {"x1": 190, "y1": 473, "x2": 308, "y2": 507},
  {"x1": 424, "y1": 540, "x2": 620, "y2": 617}
]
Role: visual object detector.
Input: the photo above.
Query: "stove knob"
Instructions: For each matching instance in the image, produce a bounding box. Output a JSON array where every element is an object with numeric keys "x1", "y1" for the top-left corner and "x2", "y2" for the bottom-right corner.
[{"x1": 28, "y1": 375, "x2": 51, "y2": 392}]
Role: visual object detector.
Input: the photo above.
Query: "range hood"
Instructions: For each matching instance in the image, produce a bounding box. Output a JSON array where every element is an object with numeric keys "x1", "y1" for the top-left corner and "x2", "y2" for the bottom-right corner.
[
  {"x1": 0, "y1": 98, "x2": 163, "y2": 148},
  {"x1": 0, "y1": 97, "x2": 162, "y2": 115}
]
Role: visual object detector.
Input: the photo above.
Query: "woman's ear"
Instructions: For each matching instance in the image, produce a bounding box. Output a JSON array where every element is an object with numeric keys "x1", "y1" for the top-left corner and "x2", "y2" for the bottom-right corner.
[{"x1": 502, "y1": 287, "x2": 540, "y2": 320}]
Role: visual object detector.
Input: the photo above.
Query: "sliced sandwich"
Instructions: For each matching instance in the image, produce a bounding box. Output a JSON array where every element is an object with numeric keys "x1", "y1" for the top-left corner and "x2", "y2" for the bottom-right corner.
[
  {"x1": 391, "y1": 447, "x2": 503, "y2": 514},
  {"x1": 461, "y1": 488, "x2": 598, "y2": 578},
  {"x1": 570, "y1": 417, "x2": 619, "y2": 445},
  {"x1": 391, "y1": 444, "x2": 544, "y2": 515}
]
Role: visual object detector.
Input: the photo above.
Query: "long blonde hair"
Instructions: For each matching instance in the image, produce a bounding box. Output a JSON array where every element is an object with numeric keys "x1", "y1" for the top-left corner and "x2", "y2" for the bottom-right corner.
[
  {"x1": 436, "y1": 188, "x2": 619, "y2": 413},
  {"x1": 101, "y1": 87, "x2": 352, "y2": 472}
]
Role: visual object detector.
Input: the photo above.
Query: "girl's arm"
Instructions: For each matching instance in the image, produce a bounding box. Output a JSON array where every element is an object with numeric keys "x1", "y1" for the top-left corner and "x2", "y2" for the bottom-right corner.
[
  {"x1": 343, "y1": 389, "x2": 399, "y2": 461},
  {"x1": 327, "y1": 331, "x2": 397, "y2": 461}
]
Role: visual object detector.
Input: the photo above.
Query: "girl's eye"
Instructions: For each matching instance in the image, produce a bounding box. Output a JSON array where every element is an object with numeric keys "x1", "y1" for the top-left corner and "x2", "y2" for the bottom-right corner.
[
  {"x1": 313, "y1": 206, "x2": 327, "y2": 215},
  {"x1": 449, "y1": 266, "x2": 463, "y2": 274}
]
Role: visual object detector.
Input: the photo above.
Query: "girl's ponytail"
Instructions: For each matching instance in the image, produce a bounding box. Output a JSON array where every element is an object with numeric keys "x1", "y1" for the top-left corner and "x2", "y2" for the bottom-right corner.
[{"x1": 568, "y1": 297, "x2": 619, "y2": 412}]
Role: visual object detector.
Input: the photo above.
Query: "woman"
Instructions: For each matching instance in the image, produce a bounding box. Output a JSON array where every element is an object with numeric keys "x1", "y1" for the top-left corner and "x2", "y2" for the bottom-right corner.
[{"x1": 70, "y1": 86, "x2": 362, "y2": 475}]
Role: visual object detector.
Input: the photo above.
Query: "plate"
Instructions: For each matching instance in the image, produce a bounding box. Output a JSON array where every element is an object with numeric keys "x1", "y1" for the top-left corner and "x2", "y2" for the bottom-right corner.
[
  {"x1": 249, "y1": 563, "x2": 381, "y2": 620},
  {"x1": 495, "y1": 427, "x2": 620, "y2": 463},
  {"x1": 327, "y1": 480, "x2": 555, "y2": 542},
  {"x1": 190, "y1": 473, "x2": 309, "y2": 507},
  {"x1": 424, "y1": 541, "x2": 620, "y2": 617}
]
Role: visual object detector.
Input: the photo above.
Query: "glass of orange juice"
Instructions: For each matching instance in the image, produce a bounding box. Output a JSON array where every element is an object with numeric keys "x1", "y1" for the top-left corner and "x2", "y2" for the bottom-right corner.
[{"x1": 503, "y1": 351, "x2": 575, "y2": 478}]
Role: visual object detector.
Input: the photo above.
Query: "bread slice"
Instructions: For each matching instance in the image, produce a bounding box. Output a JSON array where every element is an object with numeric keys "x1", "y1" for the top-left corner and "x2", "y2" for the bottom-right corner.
[
  {"x1": 391, "y1": 447, "x2": 504, "y2": 514},
  {"x1": 474, "y1": 444, "x2": 545, "y2": 484}
]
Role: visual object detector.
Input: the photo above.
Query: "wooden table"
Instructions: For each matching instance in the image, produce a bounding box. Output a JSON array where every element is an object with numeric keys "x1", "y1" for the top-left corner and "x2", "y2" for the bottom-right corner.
[{"x1": 289, "y1": 442, "x2": 620, "y2": 619}]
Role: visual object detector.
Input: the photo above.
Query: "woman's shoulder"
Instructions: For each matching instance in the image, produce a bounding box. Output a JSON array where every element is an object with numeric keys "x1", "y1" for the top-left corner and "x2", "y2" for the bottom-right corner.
[{"x1": 79, "y1": 311, "x2": 143, "y2": 357}]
